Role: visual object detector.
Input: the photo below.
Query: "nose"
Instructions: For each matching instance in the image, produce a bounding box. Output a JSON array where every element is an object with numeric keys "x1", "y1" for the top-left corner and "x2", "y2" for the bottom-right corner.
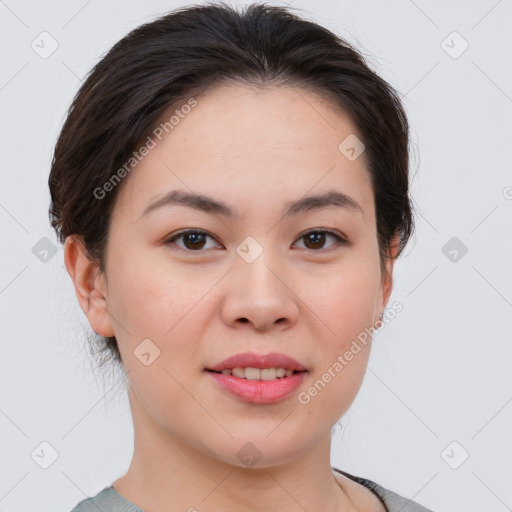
[{"x1": 220, "y1": 248, "x2": 299, "y2": 333}]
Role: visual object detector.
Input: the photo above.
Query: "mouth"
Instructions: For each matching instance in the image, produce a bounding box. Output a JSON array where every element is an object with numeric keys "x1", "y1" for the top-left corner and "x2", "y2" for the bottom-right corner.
[
  {"x1": 205, "y1": 368, "x2": 308, "y2": 380},
  {"x1": 204, "y1": 352, "x2": 309, "y2": 402}
]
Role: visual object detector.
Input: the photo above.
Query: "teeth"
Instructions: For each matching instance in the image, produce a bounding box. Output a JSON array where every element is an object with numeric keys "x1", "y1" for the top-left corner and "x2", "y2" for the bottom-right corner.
[
  {"x1": 218, "y1": 367, "x2": 296, "y2": 380},
  {"x1": 264, "y1": 368, "x2": 283, "y2": 380},
  {"x1": 246, "y1": 367, "x2": 265, "y2": 380},
  {"x1": 231, "y1": 367, "x2": 246, "y2": 378}
]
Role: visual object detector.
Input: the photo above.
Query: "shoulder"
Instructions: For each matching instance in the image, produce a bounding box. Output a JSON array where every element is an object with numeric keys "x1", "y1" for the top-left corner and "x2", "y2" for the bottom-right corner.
[
  {"x1": 68, "y1": 486, "x2": 144, "y2": 512},
  {"x1": 332, "y1": 467, "x2": 436, "y2": 512}
]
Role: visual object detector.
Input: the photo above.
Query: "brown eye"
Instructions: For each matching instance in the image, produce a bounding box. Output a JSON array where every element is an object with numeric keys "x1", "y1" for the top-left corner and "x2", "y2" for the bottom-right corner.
[
  {"x1": 294, "y1": 230, "x2": 347, "y2": 251},
  {"x1": 164, "y1": 229, "x2": 347, "y2": 253},
  {"x1": 165, "y1": 230, "x2": 221, "y2": 251}
]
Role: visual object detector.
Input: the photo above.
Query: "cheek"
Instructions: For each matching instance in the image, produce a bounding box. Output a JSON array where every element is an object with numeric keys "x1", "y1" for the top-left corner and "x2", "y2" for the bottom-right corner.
[
  {"x1": 299, "y1": 258, "x2": 381, "y2": 345},
  {"x1": 105, "y1": 250, "x2": 175, "y2": 338},
  {"x1": 306, "y1": 254, "x2": 380, "y2": 411},
  {"x1": 297, "y1": 270, "x2": 377, "y2": 423},
  {"x1": 107, "y1": 254, "x2": 216, "y2": 366}
]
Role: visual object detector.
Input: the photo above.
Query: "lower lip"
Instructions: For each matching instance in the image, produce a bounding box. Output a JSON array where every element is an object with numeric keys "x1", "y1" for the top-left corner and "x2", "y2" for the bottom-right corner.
[{"x1": 206, "y1": 371, "x2": 308, "y2": 404}]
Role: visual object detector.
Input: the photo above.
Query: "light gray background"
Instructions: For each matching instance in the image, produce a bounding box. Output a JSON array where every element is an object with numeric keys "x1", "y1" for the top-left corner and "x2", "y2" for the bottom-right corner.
[{"x1": 1, "y1": 1, "x2": 511, "y2": 511}]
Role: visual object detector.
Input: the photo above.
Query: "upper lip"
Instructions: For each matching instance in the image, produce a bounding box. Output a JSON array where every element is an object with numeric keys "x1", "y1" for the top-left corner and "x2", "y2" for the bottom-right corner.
[{"x1": 206, "y1": 352, "x2": 308, "y2": 372}]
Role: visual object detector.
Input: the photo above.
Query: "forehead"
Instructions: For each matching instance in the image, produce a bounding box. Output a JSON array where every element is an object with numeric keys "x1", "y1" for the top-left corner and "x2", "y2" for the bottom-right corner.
[
  {"x1": 113, "y1": 84, "x2": 374, "y2": 222},
  {"x1": 172, "y1": 83, "x2": 360, "y2": 157}
]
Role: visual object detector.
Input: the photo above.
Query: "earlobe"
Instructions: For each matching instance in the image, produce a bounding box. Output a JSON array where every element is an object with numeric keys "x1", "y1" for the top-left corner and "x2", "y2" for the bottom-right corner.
[{"x1": 63, "y1": 236, "x2": 115, "y2": 337}]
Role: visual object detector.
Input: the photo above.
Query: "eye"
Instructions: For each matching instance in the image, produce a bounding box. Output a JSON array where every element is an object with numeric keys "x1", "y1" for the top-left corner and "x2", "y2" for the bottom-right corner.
[
  {"x1": 164, "y1": 230, "x2": 222, "y2": 252},
  {"x1": 293, "y1": 230, "x2": 347, "y2": 251},
  {"x1": 163, "y1": 229, "x2": 348, "y2": 253}
]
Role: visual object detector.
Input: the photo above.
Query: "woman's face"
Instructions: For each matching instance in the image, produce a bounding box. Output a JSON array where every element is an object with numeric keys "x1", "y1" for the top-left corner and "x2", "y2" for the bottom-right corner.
[{"x1": 75, "y1": 84, "x2": 394, "y2": 466}]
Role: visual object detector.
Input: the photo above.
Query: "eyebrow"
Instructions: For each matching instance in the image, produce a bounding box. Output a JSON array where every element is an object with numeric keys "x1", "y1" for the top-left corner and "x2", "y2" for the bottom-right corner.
[{"x1": 139, "y1": 188, "x2": 364, "y2": 220}]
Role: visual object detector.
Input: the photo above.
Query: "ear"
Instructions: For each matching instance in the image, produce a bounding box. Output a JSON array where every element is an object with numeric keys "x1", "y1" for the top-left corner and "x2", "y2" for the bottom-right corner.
[
  {"x1": 63, "y1": 236, "x2": 115, "y2": 337},
  {"x1": 379, "y1": 235, "x2": 400, "y2": 314}
]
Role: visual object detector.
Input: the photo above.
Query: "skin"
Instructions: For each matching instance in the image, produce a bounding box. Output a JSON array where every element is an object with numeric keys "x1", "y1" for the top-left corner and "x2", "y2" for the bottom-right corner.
[{"x1": 65, "y1": 84, "x2": 398, "y2": 511}]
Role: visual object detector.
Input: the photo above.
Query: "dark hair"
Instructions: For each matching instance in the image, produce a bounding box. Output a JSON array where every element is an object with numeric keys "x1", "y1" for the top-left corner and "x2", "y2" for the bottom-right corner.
[{"x1": 49, "y1": 1, "x2": 415, "y2": 368}]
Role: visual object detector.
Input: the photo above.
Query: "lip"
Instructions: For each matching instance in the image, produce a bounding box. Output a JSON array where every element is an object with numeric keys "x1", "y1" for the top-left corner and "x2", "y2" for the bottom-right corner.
[
  {"x1": 205, "y1": 351, "x2": 309, "y2": 404},
  {"x1": 205, "y1": 351, "x2": 308, "y2": 372},
  {"x1": 207, "y1": 371, "x2": 308, "y2": 404}
]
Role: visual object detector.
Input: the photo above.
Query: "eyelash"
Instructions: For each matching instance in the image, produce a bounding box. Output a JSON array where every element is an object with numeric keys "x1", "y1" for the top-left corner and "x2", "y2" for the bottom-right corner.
[{"x1": 163, "y1": 229, "x2": 348, "y2": 253}]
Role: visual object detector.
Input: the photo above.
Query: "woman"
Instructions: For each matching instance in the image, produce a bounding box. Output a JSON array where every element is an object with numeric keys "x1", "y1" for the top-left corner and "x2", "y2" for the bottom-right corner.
[{"x1": 49, "y1": 2, "x2": 433, "y2": 510}]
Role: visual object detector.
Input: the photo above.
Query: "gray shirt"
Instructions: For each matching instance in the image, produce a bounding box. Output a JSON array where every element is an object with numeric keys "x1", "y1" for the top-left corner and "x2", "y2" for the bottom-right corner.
[{"x1": 69, "y1": 467, "x2": 434, "y2": 511}]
